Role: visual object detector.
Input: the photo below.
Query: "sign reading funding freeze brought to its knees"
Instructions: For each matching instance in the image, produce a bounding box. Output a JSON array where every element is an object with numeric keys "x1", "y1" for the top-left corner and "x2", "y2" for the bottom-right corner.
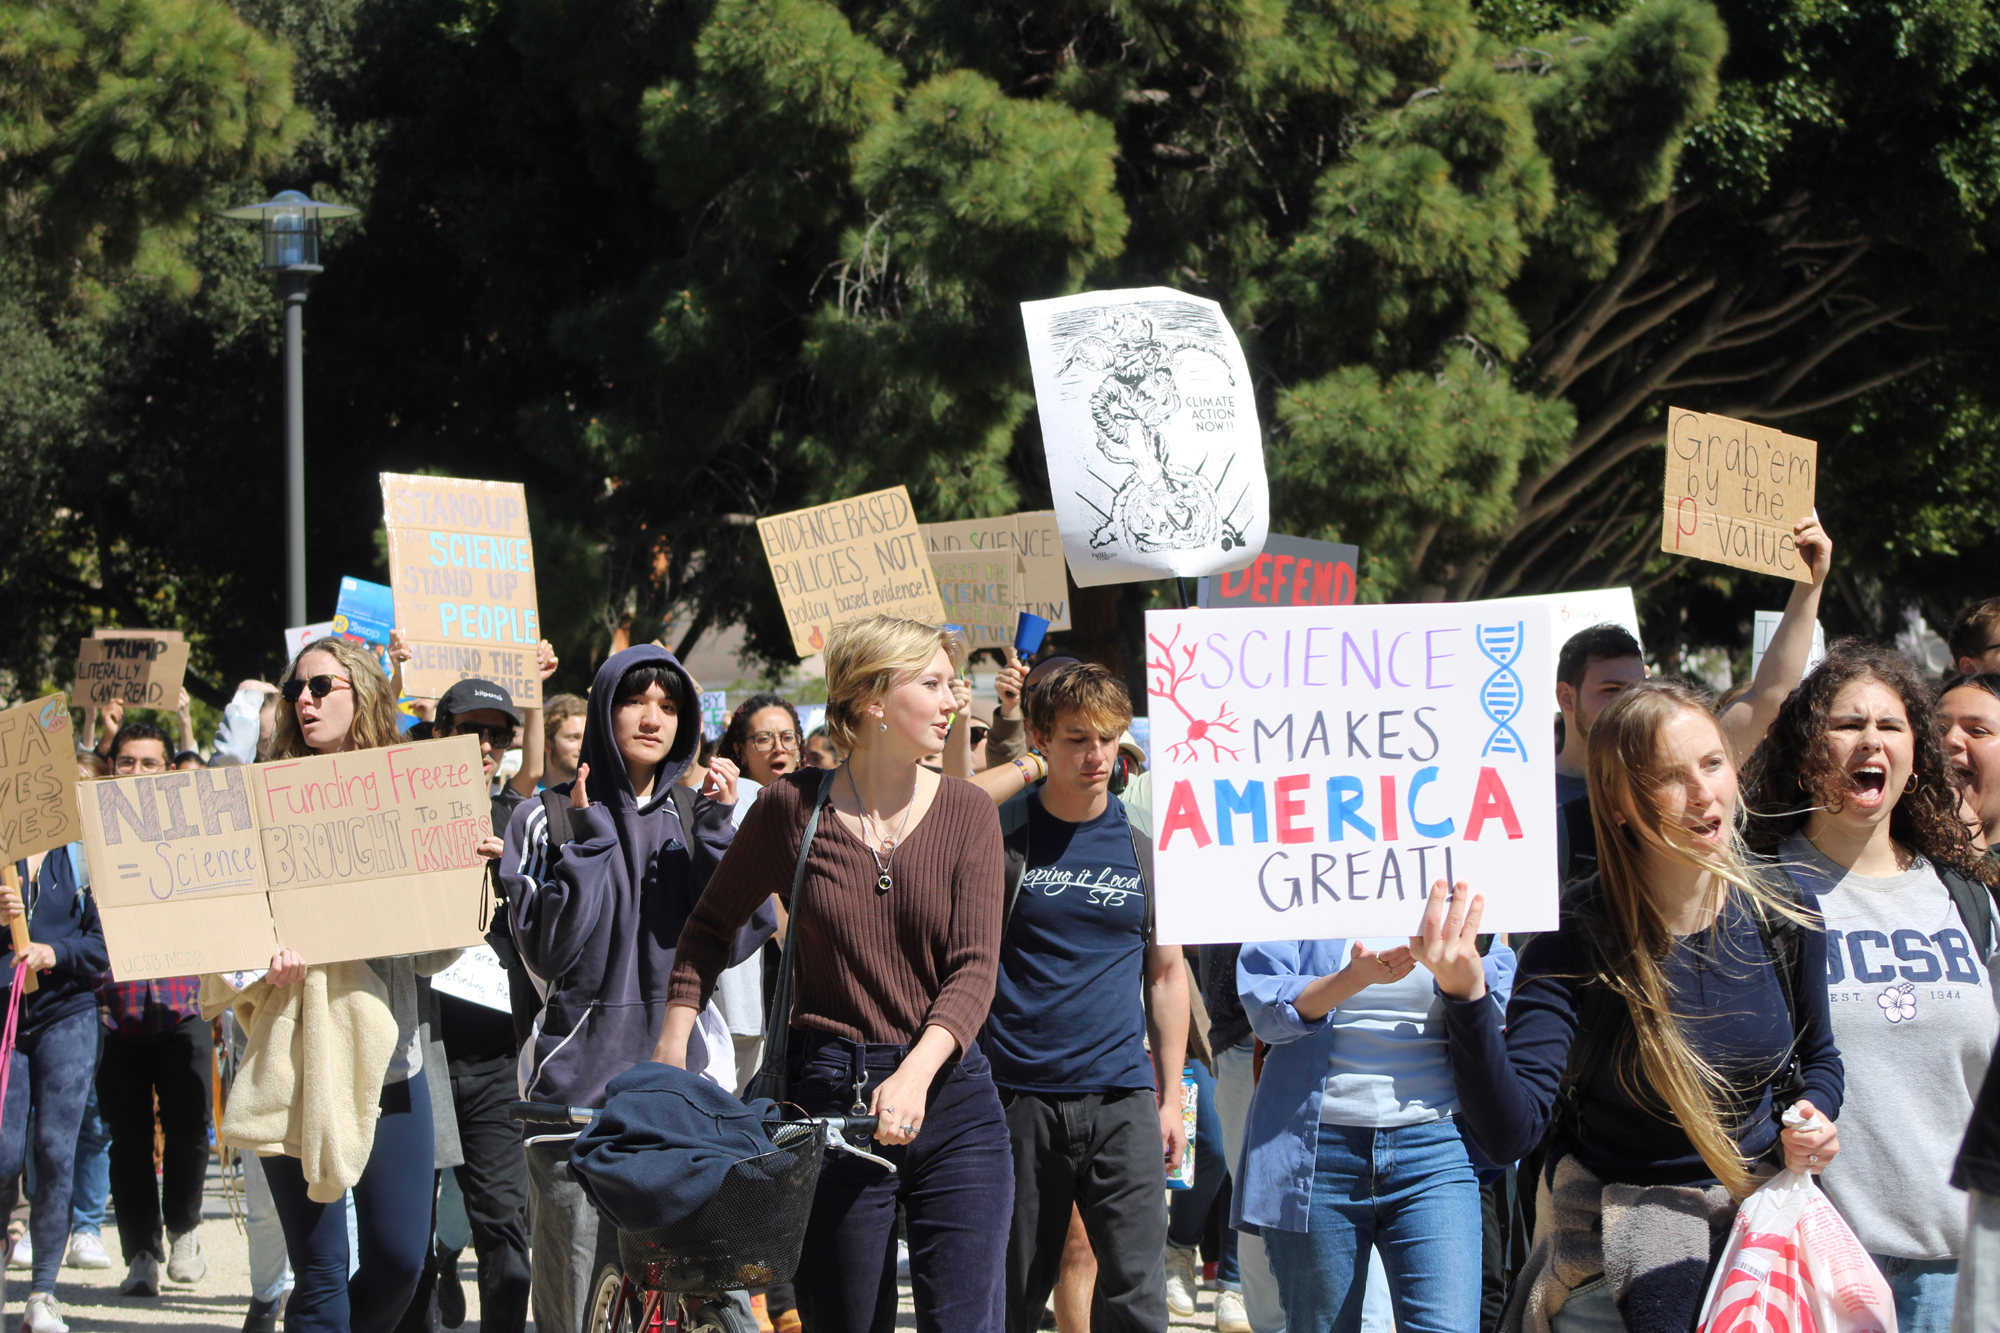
[
  {"x1": 758, "y1": 485, "x2": 947, "y2": 657},
  {"x1": 382, "y1": 473, "x2": 543, "y2": 705},
  {"x1": 1659, "y1": 408, "x2": 1818, "y2": 582},
  {"x1": 79, "y1": 734, "x2": 494, "y2": 981},
  {"x1": 1144, "y1": 601, "x2": 1559, "y2": 944}
]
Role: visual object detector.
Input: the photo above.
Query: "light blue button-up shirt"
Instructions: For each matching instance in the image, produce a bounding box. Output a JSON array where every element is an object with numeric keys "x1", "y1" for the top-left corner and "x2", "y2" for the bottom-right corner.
[{"x1": 1229, "y1": 936, "x2": 1514, "y2": 1235}]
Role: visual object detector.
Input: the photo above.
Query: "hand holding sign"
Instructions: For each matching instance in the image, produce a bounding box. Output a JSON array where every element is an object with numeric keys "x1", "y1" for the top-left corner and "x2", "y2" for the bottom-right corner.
[{"x1": 1410, "y1": 880, "x2": 1486, "y2": 1001}]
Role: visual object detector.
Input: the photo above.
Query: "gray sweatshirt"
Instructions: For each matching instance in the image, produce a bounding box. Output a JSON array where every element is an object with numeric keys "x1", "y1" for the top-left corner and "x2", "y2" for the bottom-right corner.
[{"x1": 1782, "y1": 837, "x2": 2000, "y2": 1259}]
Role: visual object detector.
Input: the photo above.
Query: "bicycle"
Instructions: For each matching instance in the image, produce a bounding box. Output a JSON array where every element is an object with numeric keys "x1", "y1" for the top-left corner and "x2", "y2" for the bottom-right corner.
[{"x1": 510, "y1": 1100, "x2": 893, "y2": 1333}]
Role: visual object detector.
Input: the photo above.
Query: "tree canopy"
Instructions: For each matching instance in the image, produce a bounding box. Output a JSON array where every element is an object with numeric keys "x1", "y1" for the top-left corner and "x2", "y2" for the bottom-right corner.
[{"x1": 3, "y1": 0, "x2": 1999, "y2": 697}]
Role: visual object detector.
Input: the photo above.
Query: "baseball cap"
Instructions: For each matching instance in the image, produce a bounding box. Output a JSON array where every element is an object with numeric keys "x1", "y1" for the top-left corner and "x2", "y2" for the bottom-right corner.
[{"x1": 436, "y1": 679, "x2": 521, "y2": 725}]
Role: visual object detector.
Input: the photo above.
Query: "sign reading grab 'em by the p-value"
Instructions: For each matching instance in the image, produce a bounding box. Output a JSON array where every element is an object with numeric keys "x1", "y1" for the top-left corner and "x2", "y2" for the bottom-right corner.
[
  {"x1": 382, "y1": 474, "x2": 543, "y2": 705},
  {"x1": 1145, "y1": 600, "x2": 1558, "y2": 944}
]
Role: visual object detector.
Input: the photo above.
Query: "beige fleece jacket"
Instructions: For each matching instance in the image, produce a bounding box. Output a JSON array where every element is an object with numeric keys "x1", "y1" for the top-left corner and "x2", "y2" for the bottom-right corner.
[{"x1": 201, "y1": 962, "x2": 404, "y2": 1203}]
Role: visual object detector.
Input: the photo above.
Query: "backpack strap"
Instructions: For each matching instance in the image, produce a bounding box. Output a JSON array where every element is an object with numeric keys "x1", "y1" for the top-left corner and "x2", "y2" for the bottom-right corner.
[
  {"x1": 1124, "y1": 795, "x2": 1156, "y2": 941},
  {"x1": 999, "y1": 790, "x2": 1033, "y2": 936},
  {"x1": 1941, "y1": 867, "x2": 1998, "y2": 958},
  {"x1": 537, "y1": 786, "x2": 574, "y2": 849}
]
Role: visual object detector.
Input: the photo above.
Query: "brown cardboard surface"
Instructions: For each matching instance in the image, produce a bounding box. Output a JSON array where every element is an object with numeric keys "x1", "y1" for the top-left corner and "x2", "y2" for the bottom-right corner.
[
  {"x1": 1659, "y1": 408, "x2": 1818, "y2": 582},
  {"x1": 921, "y1": 512, "x2": 1073, "y2": 652},
  {"x1": 92, "y1": 628, "x2": 185, "y2": 642},
  {"x1": 73, "y1": 635, "x2": 191, "y2": 708},
  {"x1": 381, "y1": 473, "x2": 543, "y2": 705},
  {"x1": 0, "y1": 694, "x2": 82, "y2": 861},
  {"x1": 80, "y1": 734, "x2": 492, "y2": 981},
  {"x1": 758, "y1": 485, "x2": 947, "y2": 657}
]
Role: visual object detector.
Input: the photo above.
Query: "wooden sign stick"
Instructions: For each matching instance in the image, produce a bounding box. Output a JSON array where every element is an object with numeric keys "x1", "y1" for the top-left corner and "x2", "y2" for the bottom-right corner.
[{"x1": 1, "y1": 865, "x2": 36, "y2": 995}]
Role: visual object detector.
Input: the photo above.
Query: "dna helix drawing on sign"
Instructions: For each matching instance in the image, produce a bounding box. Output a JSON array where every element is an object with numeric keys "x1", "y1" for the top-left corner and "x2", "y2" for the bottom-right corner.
[{"x1": 1477, "y1": 622, "x2": 1528, "y2": 761}]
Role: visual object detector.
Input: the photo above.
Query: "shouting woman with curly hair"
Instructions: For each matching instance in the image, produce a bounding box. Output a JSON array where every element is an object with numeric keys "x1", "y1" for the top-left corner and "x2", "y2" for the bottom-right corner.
[{"x1": 1742, "y1": 640, "x2": 1997, "y2": 1332}]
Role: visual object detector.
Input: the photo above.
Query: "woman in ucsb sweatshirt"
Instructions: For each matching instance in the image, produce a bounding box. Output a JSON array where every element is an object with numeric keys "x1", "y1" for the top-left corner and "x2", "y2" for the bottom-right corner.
[
  {"x1": 1744, "y1": 641, "x2": 1997, "y2": 1333},
  {"x1": 501, "y1": 644, "x2": 769, "y2": 1333}
]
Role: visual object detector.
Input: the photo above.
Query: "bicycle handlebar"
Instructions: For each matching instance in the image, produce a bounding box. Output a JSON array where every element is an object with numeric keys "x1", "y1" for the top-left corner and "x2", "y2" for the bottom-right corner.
[{"x1": 506, "y1": 1102, "x2": 883, "y2": 1138}]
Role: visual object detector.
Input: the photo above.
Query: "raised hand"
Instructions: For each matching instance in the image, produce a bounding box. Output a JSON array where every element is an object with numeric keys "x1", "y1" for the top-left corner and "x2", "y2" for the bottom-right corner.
[
  {"x1": 537, "y1": 639, "x2": 559, "y2": 681},
  {"x1": 995, "y1": 649, "x2": 1025, "y2": 721},
  {"x1": 703, "y1": 756, "x2": 740, "y2": 805},
  {"x1": 1792, "y1": 511, "x2": 1833, "y2": 588},
  {"x1": 1409, "y1": 880, "x2": 1486, "y2": 1000},
  {"x1": 570, "y1": 762, "x2": 591, "y2": 810}
]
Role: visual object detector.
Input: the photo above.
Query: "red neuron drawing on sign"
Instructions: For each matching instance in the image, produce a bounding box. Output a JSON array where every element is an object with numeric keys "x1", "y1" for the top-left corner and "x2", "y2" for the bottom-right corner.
[{"x1": 1148, "y1": 625, "x2": 1241, "y2": 763}]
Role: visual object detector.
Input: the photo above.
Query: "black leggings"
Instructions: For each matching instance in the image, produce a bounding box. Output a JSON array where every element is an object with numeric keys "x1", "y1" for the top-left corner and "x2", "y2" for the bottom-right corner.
[{"x1": 262, "y1": 1073, "x2": 435, "y2": 1333}]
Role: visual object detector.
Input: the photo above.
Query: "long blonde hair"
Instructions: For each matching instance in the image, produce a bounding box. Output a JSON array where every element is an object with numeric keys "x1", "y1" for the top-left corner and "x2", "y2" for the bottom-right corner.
[
  {"x1": 1584, "y1": 679, "x2": 1815, "y2": 1197},
  {"x1": 267, "y1": 636, "x2": 404, "y2": 758}
]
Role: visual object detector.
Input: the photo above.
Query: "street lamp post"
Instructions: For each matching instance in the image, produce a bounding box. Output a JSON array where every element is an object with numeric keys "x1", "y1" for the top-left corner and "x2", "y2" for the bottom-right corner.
[{"x1": 219, "y1": 190, "x2": 360, "y2": 628}]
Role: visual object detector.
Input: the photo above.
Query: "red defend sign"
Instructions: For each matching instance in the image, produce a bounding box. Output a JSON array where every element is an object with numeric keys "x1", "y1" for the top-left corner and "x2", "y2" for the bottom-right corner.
[{"x1": 1196, "y1": 534, "x2": 1359, "y2": 609}]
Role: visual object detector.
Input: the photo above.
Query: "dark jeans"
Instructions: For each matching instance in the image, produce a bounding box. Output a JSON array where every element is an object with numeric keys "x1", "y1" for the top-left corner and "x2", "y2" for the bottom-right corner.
[
  {"x1": 1002, "y1": 1086, "x2": 1170, "y2": 1333},
  {"x1": 0, "y1": 1007, "x2": 98, "y2": 1294},
  {"x1": 98, "y1": 1015, "x2": 213, "y2": 1261},
  {"x1": 790, "y1": 1034, "x2": 1012, "y2": 1333},
  {"x1": 449, "y1": 1056, "x2": 531, "y2": 1333},
  {"x1": 263, "y1": 1073, "x2": 436, "y2": 1333}
]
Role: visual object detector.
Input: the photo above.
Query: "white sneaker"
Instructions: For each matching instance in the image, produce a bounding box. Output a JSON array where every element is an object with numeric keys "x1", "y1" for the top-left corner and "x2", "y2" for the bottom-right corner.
[
  {"x1": 166, "y1": 1229, "x2": 206, "y2": 1283},
  {"x1": 63, "y1": 1231, "x2": 112, "y2": 1270},
  {"x1": 21, "y1": 1292, "x2": 69, "y2": 1333},
  {"x1": 119, "y1": 1251, "x2": 160, "y2": 1297},
  {"x1": 1165, "y1": 1245, "x2": 1200, "y2": 1318},
  {"x1": 1214, "y1": 1289, "x2": 1250, "y2": 1333},
  {"x1": 7, "y1": 1233, "x2": 29, "y2": 1269}
]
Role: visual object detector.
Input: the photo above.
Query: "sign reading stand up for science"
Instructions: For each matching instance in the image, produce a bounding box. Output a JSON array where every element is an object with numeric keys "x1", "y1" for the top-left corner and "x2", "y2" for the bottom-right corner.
[
  {"x1": 382, "y1": 474, "x2": 543, "y2": 705},
  {"x1": 1144, "y1": 601, "x2": 1559, "y2": 944}
]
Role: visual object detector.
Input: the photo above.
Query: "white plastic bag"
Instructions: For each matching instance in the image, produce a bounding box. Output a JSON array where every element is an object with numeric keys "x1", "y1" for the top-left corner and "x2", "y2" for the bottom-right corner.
[{"x1": 1697, "y1": 1169, "x2": 1897, "y2": 1333}]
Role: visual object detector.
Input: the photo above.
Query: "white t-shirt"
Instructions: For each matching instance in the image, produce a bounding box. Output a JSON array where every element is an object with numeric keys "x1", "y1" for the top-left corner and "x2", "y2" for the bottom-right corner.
[
  {"x1": 1782, "y1": 836, "x2": 2000, "y2": 1259},
  {"x1": 1317, "y1": 939, "x2": 1460, "y2": 1129}
]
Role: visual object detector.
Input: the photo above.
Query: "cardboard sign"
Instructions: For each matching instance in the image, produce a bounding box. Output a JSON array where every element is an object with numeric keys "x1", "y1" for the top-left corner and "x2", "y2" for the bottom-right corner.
[
  {"x1": 757, "y1": 485, "x2": 946, "y2": 657},
  {"x1": 1660, "y1": 409, "x2": 1817, "y2": 582},
  {"x1": 1022, "y1": 287, "x2": 1269, "y2": 587},
  {"x1": 74, "y1": 634, "x2": 190, "y2": 709},
  {"x1": 0, "y1": 695, "x2": 82, "y2": 860},
  {"x1": 382, "y1": 474, "x2": 543, "y2": 705},
  {"x1": 1752, "y1": 610, "x2": 1826, "y2": 679},
  {"x1": 80, "y1": 734, "x2": 493, "y2": 981},
  {"x1": 699, "y1": 692, "x2": 729, "y2": 743},
  {"x1": 1144, "y1": 600, "x2": 1558, "y2": 943},
  {"x1": 921, "y1": 511, "x2": 1074, "y2": 652},
  {"x1": 1197, "y1": 535, "x2": 1359, "y2": 610}
]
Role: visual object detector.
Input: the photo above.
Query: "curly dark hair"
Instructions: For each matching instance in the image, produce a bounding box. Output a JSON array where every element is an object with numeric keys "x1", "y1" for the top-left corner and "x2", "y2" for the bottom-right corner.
[
  {"x1": 717, "y1": 693, "x2": 803, "y2": 771},
  {"x1": 1741, "y1": 638, "x2": 1983, "y2": 877}
]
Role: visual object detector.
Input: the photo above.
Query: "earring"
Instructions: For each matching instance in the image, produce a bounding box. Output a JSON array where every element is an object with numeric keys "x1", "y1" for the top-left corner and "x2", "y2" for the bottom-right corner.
[
  {"x1": 880, "y1": 722, "x2": 888, "y2": 732},
  {"x1": 1905, "y1": 771, "x2": 1919, "y2": 793}
]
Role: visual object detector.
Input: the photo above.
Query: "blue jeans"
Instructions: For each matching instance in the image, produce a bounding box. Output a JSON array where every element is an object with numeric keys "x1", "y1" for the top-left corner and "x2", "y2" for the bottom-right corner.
[
  {"x1": 1261, "y1": 1119, "x2": 1480, "y2": 1333},
  {"x1": 0, "y1": 1008, "x2": 101, "y2": 1293},
  {"x1": 1549, "y1": 1276, "x2": 1624, "y2": 1333},
  {"x1": 70, "y1": 1061, "x2": 111, "y2": 1234},
  {"x1": 262, "y1": 1073, "x2": 435, "y2": 1333},
  {"x1": 1872, "y1": 1252, "x2": 1958, "y2": 1333}
]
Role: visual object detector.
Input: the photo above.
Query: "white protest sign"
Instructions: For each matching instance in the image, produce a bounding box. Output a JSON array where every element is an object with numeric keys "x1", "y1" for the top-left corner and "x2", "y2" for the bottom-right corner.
[
  {"x1": 1507, "y1": 588, "x2": 1643, "y2": 684},
  {"x1": 1022, "y1": 287, "x2": 1268, "y2": 587},
  {"x1": 1145, "y1": 600, "x2": 1558, "y2": 943},
  {"x1": 1751, "y1": 611, "x2": 1826, "y2": 679},
  {"x1": 432, "y1": 945, "x2": 512, "y2": 1013}
]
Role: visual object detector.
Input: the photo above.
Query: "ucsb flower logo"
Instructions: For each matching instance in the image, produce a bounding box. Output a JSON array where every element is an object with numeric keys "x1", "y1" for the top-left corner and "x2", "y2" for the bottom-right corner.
[{"x1": 1877, "y1": 982, "x2": 1917, "y2": 1024}]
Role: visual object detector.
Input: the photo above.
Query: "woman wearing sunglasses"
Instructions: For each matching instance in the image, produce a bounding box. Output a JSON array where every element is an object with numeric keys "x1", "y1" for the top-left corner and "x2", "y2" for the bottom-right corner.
[{"x1": 231, "y1": 636, "x2": 475, "y2": 1333}]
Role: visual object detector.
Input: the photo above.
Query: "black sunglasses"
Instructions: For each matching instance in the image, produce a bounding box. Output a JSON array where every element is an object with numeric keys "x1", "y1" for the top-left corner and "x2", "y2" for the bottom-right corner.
[
  {"x1": 447, "y1": 721, "x2": 516, "y2": 748},
  {"x1": 282, "y1": 674, "x2": 353, "y2": 704}
]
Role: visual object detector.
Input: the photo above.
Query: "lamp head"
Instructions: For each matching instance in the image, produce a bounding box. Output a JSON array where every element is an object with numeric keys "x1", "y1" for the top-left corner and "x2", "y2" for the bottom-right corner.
[{"x1": 219, "y1": 190, "x2": 360, "y2": 272}]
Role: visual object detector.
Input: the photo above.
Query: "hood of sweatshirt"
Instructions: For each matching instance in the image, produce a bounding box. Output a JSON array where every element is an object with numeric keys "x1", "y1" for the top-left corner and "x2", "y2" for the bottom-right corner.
[{"x1": 580, "y1": 643, "x2": 700, "y2": 815}]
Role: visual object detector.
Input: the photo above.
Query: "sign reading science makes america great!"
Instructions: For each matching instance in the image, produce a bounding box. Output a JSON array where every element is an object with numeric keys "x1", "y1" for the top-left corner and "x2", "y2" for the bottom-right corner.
[{"x1": 1144, "y1": 601, "x2": 1559, "y2": 945}]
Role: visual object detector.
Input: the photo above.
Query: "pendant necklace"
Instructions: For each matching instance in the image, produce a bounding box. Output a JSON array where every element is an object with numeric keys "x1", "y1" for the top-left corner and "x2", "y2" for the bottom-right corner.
[{"x1": 848, "y1": 762, "x2": 914, "y2": 893}]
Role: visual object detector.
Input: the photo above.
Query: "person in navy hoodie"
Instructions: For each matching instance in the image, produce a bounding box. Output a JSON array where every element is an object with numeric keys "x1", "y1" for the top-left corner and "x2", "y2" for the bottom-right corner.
[
  {"x1": 1, "y1": 824, "x2": 109, "y2": 1333},
  {"x1": 501, "y1": 644, "x2": 768, "y2": 1333}
]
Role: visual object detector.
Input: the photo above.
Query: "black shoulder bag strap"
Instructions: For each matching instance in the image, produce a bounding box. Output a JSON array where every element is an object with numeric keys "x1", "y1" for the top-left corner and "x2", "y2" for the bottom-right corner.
[
  {"x1": 999, "y1": 791, "x2": 1033, "y2": 935},
  {"x1": 1941, "y1": 866, "x2": 1997, "y2": 958},
  {"x1": 745, "y1": 769, "x2": 838, "y2": 1105},
  {"x1": 1125, "y1": 794, "x2": 1156, "y2": 941}
]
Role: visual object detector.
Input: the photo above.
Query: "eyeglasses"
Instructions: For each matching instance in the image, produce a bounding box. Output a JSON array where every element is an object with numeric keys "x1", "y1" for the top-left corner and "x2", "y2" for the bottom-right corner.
[
  {"x1": 749, "y1": 730, "x2": 801, "y2": 753},
  {"x1": 447, "y1": 721, "x2": 516, "y2": 749},
  {"x1": 282, "y1": 675, "x2": 354, "y2": 704},
  {"x1": 112, "y1": 755, "x2": 167, "y2": 774}
]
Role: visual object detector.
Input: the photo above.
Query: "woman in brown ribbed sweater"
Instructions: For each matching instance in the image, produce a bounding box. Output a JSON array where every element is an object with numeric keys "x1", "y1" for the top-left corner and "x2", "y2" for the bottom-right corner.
[{"x1": 660, "y1": 615, "x2": 1009, "y2": 1333}]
